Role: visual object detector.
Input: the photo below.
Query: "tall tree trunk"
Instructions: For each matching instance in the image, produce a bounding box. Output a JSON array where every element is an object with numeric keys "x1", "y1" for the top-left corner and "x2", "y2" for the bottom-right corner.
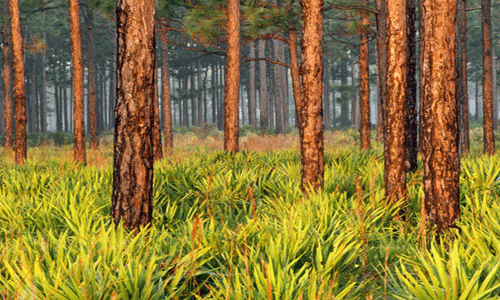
[
  {"x1": 153, "y1": 50, "x2": 162, "y2": 161},
  {"x1": 69, "y1": 0, "x2": 86, "y2": 164},
  {"x1": 351, "y1": 58, "x2": 357, "y2": 128},
  {"x1": 288, "y1": 28, "x2": 302, "y2": 133},
  {"x1": 405, "y1": 0, "x2": 418, "y2": 172},
  {"x1": 83, "y1": 5, "x2": 98, "y2": 149},
  {"x1": 273, "y1": 39, "x2": 283, "y2": 134},
  {"x1": 10, "y1": 0, "x2": 27, "y2": 164},
  {"x1": 460, "y1": 0, "x2": 469, "y2": 154},
  {"x1": 159, "y1": 31, "x2": 173, "y2": 150},
  {"x1": 3, "y1": 13, "x2": 13, "y2": 150},
  {"x1": 359, "y1": 5, "x2": 371, "y2": 150},
  {"x1": 30, "y1": 56, "x2": 37, "y2": 133},
  {"x1": 224, "y1": 0, "x2": 240, "y2": 152},
  {"x1": 112, "y1": 0, "x2": 155, "y2": 232},
  {"x1": 340, "y1": 59, "x2": 349, "y2": 127},
  {"x1": 198, "y1": 59, "x2": 203, "y2": 126},
  {"x1": 493, "y1": 46, "x2": 498, "y2": 129},
  {"x1": 299, "y1": 0, "x2": 324, "y2": 193},
  {"x1": 41, "y1": 10, "x2": 47, "y2": 134},
  {"x1": 482, "y1": 0, "x2": 495, "y2": 155},
  {"x1": 0, "y1": 48, "x2": 4, "y2": 137},
  {"x1": 211, "y1": 63, "x2": 216, "y2": 124},
  {"x1": 259, "y1": 39, "x2": 268, "y2": 130},
  {"x1": 376, "y1": 0, "x2": 387, "y2": 141},
  {"x1": 324, "y1": 62, "x2": 331, "y2": 131},
  {"x1": 385, "y1": 0, "x2": 407, "y2": 203},
  {"x1": 279, "y1": 39, "x2": 289, "y2": 132},
  {"x1": 421, "y1": 0, "x2": 460, "y2": 234},
  {"x1": 249, "y1": 41, "x2": 257, "y2": 130}
]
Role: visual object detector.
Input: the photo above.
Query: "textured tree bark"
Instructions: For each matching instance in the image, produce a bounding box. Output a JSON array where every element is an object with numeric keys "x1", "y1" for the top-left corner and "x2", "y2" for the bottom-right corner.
[
  {"x1": 112, "y1": 0, "x2": 155, "y2": 232},
  {"x1": 299, "y1": 0, "x2": 324, "y2": 194},
  {"x1": 376, "y1": 0, "x2": 387, "y2": 141},
  {"x1": 249, "y1": 41, "x2": 257, "y2": 130},
  {"x1": 159, "y1": 32, "x2": 173, "y2": 150},
  {"x1": 384, "y1": 0, "x2": 407, "y2": 203},
  {"x1": 10, "y1": 0, "x2": 27, "y2": 165},
  {"x1": 223, "y1": 0, "x2": 240, "y2": 152},
  {"x1": 153, "y1": 51, "x2": 162, "y2": 161},
  {"x1": 259, "y1": 39, "x2": 268, "y2": 130},
  {"x1": 482, "y1": 0, "x2": 495, "y2": 155},
  {"x1": 421, "y1": 0, "x2": 460, "y2": 234},
  {"x1": 405, "y1": 0, "x2": 418, "y2": 172},
  {"x1": 460, "y1": 0, "x2": 469, "y2": 154},
  {"x1": 3, "y1": 15, "x2": 13, "y2": 150},
  {"x1": 69, "y1": 0, "x2": 86, "y2": 164},
  {"x1": 83, "y1": 6, "x2": 98, "y2": 149},
  {"x1": 359, "y1": 5, "x2": 371, "y2": 150}
]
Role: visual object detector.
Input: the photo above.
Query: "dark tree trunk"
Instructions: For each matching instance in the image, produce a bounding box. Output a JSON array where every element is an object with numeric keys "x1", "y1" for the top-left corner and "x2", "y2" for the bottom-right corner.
[
  {"x1": 351, "y1": 58, "x2": 358, "y2": 129},
  {"x1": 112, "y1": 0, "x2": 155, "y2": 232},
  {"x1": 421, "y1": 0, "x2": 460, "y2": 234},
  {"x1": 10, "y1": 0, "x2": 27, "y2": 164},
  {"x1": 299, "y1": 0, "x2": 324, "y2": 194},
  {"x1": 259, "y1": 39, "x2": 268, "y2": 130},
  {"x1": 153, "y1": 50, "x2": 162, "y2": 161},
  {"x1": 405, "y1": 0, "x2": 418, "y2": 172},
  {"x1": 385, "y1": 0, "x2": 407, "y2": 203},
  {"x1": 324, "y1": 62, "x2": 331, "y2": 131},
  {"x1": 223, "y1": 0, "x2": 240, "y2": 152},
  {"x1": 482, "y1": 0, "x2": 495, "y2": 155},
  {"x1": 359, "y1": 5, "x2": 371, "y2": 150},
  {"x1": 159, "y1": 31, "x2": 173, "y2": 150},
  {"x1": 249, "y1": 41, "x2": 257, "y2": 130},
  {"x1": 41, "y1": 10, "x2": 47, "y2": 134},
  {"x1": 83, "y1": 5, "x2": 98, "y2": 149},
  {"x1": 69, "y1": 0, "x2": 86, "y2": 164},
  {"x1": 460, "y1": 0, "x2": 469, "y2": 154},
  {"x1": 198, "y1": 59, "x2": 203, "y2": 126},
  {"x1": 273, "y1": 39, "x2": 283, "y2": 134},
  {"x1": 340, "y1": 59, "x2": 349, "y2": 127},
  {"x1": 30, "y1": 56, "x2": 37, "y2": 133},
  {"x1": 376, "y1": 0, "x2": 387, "y2": 141}
]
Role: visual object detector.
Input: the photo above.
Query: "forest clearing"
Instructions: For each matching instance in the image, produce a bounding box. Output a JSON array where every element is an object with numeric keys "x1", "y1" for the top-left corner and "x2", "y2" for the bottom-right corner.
[{"x1": 1, "y1": 129, "x2": 500, "y2": 299}]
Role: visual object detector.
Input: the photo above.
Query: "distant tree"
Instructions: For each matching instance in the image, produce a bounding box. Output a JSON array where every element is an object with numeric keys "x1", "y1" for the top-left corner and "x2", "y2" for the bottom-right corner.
[
  {"x1": 299, "y1": 0, "x2": 324, "y2": 193},
  {"x1": 375, "y1": 0, "x2": 386, "y2": 141},
  {"x1": 158, "y1": 29, "x2": 173, "y2": 150},
  {"x1": 482, "y1": 0, "x2": 495, "y2": 155},
  {"x1": 68, "y1": 0, "x2": 86, "y2": 164},
  {"x1": 248, "y1": 41, "x2": 257, "y2": 130},
  {"x1": 421, "y1": 0, "x2": 460, "y2": 234},
  {"x1": 112, "y1": 0, "x2": 155, "y2": 232},
  {"x1": 384, "y1": 0, "x2": 407, "y2": 204},
  {"x1": 258, "y1": 39, "x2": 268, "y2": 130},
  {"x1": 41, "y1": 10, "x2": 47, "y2": 134},
  {"x1": 223, "y1": 0, "x2": 240, "y2": 153},
  {"x1": 460, "y1": 0, "x2": 469, "y2": 154},
  {"x1": 2, "y1": 0, "x2": 13, "y2": 151},
  {"x1": 10, "y1": 0, "x2": 27, "y2": 165}
]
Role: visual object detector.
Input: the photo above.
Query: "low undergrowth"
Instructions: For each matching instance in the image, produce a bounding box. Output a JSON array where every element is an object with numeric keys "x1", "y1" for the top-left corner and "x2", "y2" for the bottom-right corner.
[{"x1": 1, "y1": 132, "x2": 500, "y2": 299}]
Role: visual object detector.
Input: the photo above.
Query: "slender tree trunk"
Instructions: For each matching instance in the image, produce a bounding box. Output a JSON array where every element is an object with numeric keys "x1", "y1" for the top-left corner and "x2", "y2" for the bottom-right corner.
[
  {"x1": 482, "y1": 0, "x2": 495, "y2": 155},
  {"x1": 385, "y1": 0, "x2": 407, "y2": 203},
  {"x1": 405, "y1": 0, "x2": 418, "y2": 172},
  {"x1": 198, "y1": 59, "x2": 203, "y2": 126},
  {"x1": 0, "y1": 50, "x2": 4, "y2": 137},
  {"x1": 359, "y1": 5, "x2": 371, "y2": 150},
  {"x1": 10, "y1": 0, "x2": 27, "y2": 164},
  {"x1": 324, "y1": 62, "x2": 331, "y2": 131},
  {"x1": 475, "y1": 79, "x2": 479, "y2": 120},
  {"x1": 112, "y1": 0, "x2": 155, "y2": 232},
  {"x1": 212, "y1": 63, "x2": 216, "y2": 124},
  {"x1": 3, "y1": 16, "x2": 13, "y2": 150},
  {"x1": 288, "y1": 28, "x2": 302, "y2": 132},
  {"x1": 159, "y1": 31, "x2": 173, "y2": 150},
  {"x1": 279, "y1": 40, "x2": 289, "y2": 132},
  {"x1": 351, "y1": 58, "x2": 357, "y2": 128},
  {"x1": 30, "y1": 56, "x2": 37, "y2": 133},
  {"x1": 421, "y1": 0, "x2": 460, "y2": 234},
  {"x1": 259, "y1": 39, "x2": 268, "y2": 130},
  {"x1": 340, "y1": 59, "x2": 349, "y2": 127},
  {"x1": 376, "y1": 0, "x2": 387, "y2": 141},
  {"x1": 153, "y1": 50, "x2": 162, "y2": 161},
  {"x1": 41, "y1": 10, "x2": 47, "y2": 134},
  {"x1": 69, "y1": 0, "x2": 86, "y2": 164},
  {"x1": 249, "y1": 41, "x2": 257, "y2": 130},
  {"x1": 273, "y1": 39, "x2": 283, "y2": 134},
  {"x1": 460, "y1": 0, "x2": 469, "y2": 154},
  {"x1": 223, "y1": 0, "x2": 240, "y2": 152},
  {"x1": 299, "y1": 0, "x2": 324, "y2": 193},
  {"x1": 83, "y1": 5, "x2": 98, "y2": 149},
  {"x1": 493, "y1": 46, "x2": 497, "y2": 129}
]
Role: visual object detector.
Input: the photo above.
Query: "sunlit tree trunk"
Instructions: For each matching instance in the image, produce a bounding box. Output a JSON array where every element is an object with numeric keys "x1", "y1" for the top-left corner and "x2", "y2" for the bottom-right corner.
[
  {"x1": 83, "y1": 5, "x2": 98, "y2": 149},
  {"x1": 10, "y1": 0, "x2": 27, "y2": 164},
  {"x1": 159, "y1": 31, "x2": 173, "y2": 150},
  {"x1": 3, "y1": 10, "x2": 13, "y2": 150},
  {"x1": 299, "y1": 0, "x2": 324, "y2": 194},
  {"x1": 384, "y1": 0, "x2": 407, "y2": 203},
  {"x1": 482, "y1": 0, "x2": 495, "y2": 155},
  {"x1": 359, "y1": 4, "x2": 371, "y2": 150},
  {"x1": 112, "y1": 0, "x2": 155, "y2": 232},
  {"x1": 405, "y1": 0, "x2": 418, "y2": 172},
  {"x1": 223, "y1": 0, "x2": 240, "y2": 152},
  {"x1": 259, "y1": 39, "x2": 268, "y2": 130},
  {"x1": 69, "y1": 0, "x2": 86, "y2": 164},
  {"x1": 421, "y1": 0, "x2": 460, "y2": 234},
  {"x1": 460, "y1": 0, "x2": 469, "y2": 154}
]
